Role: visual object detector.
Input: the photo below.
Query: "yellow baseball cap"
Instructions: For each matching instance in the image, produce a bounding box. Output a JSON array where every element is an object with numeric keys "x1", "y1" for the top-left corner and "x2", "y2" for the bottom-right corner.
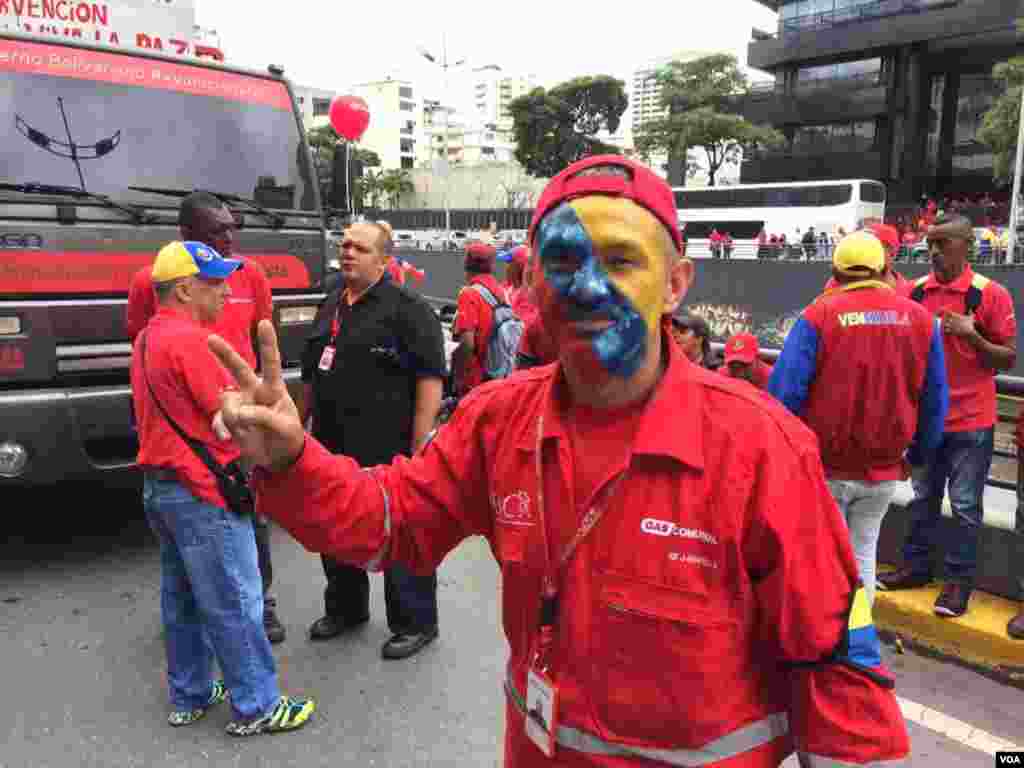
[
  {"x1": 833, "y1": 231, "x2": 885, "y2": 276},
  {"x1": 151, "y1": 240, "x2": 243, "y2": 283}
]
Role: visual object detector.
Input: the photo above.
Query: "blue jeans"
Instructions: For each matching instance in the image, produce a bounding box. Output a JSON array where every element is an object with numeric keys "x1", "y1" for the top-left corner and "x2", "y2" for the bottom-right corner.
[
  {"x1": 903, "y1": 428, "x2": 995, "y2": 586},
  {"x1": 144, "y1": 475, "x2": 280, "y2": 719}
]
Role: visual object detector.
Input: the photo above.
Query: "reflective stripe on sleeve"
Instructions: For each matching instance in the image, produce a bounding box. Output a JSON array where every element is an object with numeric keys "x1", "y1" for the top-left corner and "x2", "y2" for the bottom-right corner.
[
  {"x1": 505, "y1": 678, "x2": 789, "y2": 767},
  {"x1": 797, "y1": 754, "x2": 908, "y2": 767},
  {"x1": 361, "y1": 469, "x2": 391, "y2": 572}
]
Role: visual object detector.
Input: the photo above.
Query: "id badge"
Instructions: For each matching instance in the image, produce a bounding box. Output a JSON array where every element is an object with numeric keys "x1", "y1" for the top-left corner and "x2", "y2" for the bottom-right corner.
[
  {"x1": 525, "y1": 667, "x2": 559, "y2": 758},
  {"x1": 318, "y1": 345, "x2": 336, "y2": 371}
]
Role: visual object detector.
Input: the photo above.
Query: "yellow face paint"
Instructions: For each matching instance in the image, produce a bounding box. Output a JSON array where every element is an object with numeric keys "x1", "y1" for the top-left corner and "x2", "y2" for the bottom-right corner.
[{"x1": 568, "y1": 197, "x2": 670, "y2": 345}]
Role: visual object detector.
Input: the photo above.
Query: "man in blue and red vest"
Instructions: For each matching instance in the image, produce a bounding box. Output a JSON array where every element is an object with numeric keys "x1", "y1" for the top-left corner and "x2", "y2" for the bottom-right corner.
[
  {"x1": 878, "y1": 214, "x2": 1017, "y2": 618},
  {"x1": 769, "y1": 231, "x2": 949, "y2": 606}
]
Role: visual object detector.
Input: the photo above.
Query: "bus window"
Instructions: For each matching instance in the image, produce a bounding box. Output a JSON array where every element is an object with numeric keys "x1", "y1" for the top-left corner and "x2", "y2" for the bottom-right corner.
[
  {"x1": 860, "y1": 182, "x2": 886, "y2": 203},
  {"x1": 681, "y1": 221, "x2": 765, "y2": 239}
]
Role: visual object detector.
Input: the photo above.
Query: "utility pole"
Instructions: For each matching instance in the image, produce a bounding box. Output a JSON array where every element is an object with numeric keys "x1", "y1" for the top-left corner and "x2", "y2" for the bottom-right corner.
[
  {"x1": 419, "y1": 36, "x2": 465, "y2": 235},
  {"x1": 1008, "y1": 83, "x2": 1024, "y2": 263}
]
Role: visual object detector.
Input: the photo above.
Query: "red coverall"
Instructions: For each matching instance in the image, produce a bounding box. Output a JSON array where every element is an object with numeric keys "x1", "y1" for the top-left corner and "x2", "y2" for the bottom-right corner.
[{"x1": 255, "y1": 336, "x2": 910, "y2": 767}]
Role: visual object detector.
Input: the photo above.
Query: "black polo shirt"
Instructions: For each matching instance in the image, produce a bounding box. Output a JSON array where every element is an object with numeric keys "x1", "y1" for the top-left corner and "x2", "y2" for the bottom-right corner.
[{"x1": 302, "y1": 273, "x2": 445, "y2": 466}]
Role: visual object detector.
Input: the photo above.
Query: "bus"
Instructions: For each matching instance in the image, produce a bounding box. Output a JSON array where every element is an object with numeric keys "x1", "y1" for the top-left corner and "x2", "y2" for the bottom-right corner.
[{"x1": 673, "y1": 179, "x2": 886, "y2": 259}]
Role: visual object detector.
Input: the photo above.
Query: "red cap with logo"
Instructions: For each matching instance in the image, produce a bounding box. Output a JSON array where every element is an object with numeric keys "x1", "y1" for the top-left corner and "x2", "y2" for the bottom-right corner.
[
  {"x1": 528, "y1": 155, "x2": 683, "y2": 254},
  {"x1": 464, "y1": 241, "x2": 497, "y2": 272},
  {"x1": 724, "y1": 332, "x2": 759, "y2": 365},
  {"x1": 867, "y1": 223, "x2": 900, "y2": 264}
]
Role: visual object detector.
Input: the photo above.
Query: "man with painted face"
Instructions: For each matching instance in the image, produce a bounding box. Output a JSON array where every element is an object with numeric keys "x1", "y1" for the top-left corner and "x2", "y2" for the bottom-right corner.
[{"x1": 208, "y1": 156, "x2": 909, "y2": 767}]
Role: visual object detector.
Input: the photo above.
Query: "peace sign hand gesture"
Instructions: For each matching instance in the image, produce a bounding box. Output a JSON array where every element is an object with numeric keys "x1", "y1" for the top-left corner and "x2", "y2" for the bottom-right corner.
[{"x1": 208, "y1": 319, "x2": 306, "y2": 471}]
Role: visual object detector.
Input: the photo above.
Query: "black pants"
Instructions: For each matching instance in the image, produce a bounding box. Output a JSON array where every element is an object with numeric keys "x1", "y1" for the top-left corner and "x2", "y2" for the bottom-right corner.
[
  {"x1": 322, "y1": 556, "x2": 438, "y2": 634},
  {"x1": 253, "y1": 515, "x2": 274, "y2": 597}
]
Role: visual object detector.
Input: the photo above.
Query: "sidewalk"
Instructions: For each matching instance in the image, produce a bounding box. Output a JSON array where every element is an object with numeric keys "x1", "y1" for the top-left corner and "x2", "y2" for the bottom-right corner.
[
  {"x1": 875, "y1": 480, "x2": 1024, "y2": 684},
  {"x1": 875, "y1": 568, "x2": 1024, "y2": 685}
]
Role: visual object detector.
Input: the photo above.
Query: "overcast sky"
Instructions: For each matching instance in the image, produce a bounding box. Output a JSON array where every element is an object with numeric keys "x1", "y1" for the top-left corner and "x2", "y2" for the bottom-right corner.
[{"x1": 195, "y1": 0, "x2": 778, "y2": 107}]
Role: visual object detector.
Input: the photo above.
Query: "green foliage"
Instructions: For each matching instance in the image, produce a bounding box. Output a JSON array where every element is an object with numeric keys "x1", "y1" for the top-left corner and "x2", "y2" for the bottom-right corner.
[
  {"x1": 305, "y1": 124, "x2": 380, "y2": 168},
  {"x1": 634, "y1": 54, "x2": 783, "y2": 186},
  {"x1": 508, "y1": 75, "x2": 628, "y2": 178},
  {"x1": 978, "y1": 57, "x2": 1024, "y2": 183}
]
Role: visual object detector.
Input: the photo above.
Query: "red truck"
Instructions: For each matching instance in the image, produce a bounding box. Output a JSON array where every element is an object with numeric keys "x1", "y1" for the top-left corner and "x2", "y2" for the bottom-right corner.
[{"x1": 0, "y1": 31, "x2": 327, "y2": 485}]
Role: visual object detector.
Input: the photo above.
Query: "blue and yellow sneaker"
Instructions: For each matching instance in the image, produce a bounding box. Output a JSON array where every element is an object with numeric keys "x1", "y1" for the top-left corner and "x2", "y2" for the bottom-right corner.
[
  {"x1": 167, "y1": 680, "x2": 227, "y2": 727},
  {"x1": 225, "y1": 695, "x2": 315, "y2": 737}
]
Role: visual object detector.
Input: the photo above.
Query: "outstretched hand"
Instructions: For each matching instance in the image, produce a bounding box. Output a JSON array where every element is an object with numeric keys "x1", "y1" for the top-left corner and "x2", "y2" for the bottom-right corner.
[{"x1": 208, "y1": 319, "x2": 305, "y2": 471}]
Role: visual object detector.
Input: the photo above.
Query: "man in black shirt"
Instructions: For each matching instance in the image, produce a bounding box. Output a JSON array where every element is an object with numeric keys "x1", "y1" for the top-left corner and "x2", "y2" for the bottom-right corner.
[{"x1": 301, "y1": 222, "x2": 446, "y2": 660}]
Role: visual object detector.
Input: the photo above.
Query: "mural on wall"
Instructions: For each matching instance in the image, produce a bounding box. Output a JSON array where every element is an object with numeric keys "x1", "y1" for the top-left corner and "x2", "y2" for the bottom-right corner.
[{"x1": 687, "y1": 303, "x2": 752, "y2": 339}]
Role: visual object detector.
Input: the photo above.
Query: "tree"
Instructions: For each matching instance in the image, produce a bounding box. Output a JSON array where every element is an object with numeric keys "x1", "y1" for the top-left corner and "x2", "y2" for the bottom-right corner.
[
  {"x1": 306, "y1": 125, "x2": 381, "y2": 169},
  {"x1": 508, "y1": 75, "x2": 628, "y2": 178},
  {"x1": 634, "y1": 54, "x2": 783, "y2": 186},
  {"x1": 978, "y1": 57, "x2": 1024, "y2": 183},
  {"x1": 380, "y1": 169, "x2": 414, "y2": 209}
]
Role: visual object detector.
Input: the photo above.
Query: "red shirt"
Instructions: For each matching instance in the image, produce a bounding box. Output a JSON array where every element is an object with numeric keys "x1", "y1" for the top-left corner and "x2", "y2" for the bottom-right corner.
[
  {"x1": 453, "y1": 274, "x2": 507, "y2": 391},
  {"x1": 126, "y1": 257, "x2": 273, "y2": 369},
  {"x1": 720, "y1": 359, "x2": 773, "y2": 389},
  {"x1": 255, "y1": 337, "x2": 908, "y2": 767},
  {"x1": 915, "y1": 267, "x2": 1016, "y2": 432},
  {"x1": 131, "y1": 307, "x2": 239, "y2": 509},
  {"x1": 516, "y1": 312, "x2": 558, "y2": 368}
]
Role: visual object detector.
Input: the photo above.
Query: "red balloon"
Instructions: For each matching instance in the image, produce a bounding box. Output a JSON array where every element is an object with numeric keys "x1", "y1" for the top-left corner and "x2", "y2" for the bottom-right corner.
[{"x1": 329, "y1": 95, "x2": 371, "y2": 142}]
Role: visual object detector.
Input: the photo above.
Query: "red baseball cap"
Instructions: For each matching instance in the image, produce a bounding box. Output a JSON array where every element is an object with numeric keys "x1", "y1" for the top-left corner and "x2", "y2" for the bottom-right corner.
[
  {"x1": 528, "y1": 155, "x2": 683, "y2": 254},
  {"x1": 464, "y1": 241, "x2": 496, "y2": 272},
  {"x1": 867, "y1": 223, "x2": 900, "y2": 263},
  {"x1": 724, "y1": 333, "x2": 759, "y2": 365}
]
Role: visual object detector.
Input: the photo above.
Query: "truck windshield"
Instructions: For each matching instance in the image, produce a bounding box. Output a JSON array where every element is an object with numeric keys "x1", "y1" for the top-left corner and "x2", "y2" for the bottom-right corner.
[{"x1": 0, "y1": 38, "x2": 316, "y2": 212}]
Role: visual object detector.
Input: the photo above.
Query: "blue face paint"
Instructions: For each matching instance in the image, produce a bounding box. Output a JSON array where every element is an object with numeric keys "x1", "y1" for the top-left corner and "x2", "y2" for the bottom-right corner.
[{"x1": 536, "y1": 203, "x2": 647, "y2": 378}]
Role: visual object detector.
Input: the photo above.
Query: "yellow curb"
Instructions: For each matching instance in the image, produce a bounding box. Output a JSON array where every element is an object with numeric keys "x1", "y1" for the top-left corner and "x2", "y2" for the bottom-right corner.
[{"x1": 874, "y1": 574, "x2": 1024, "y2": 675}]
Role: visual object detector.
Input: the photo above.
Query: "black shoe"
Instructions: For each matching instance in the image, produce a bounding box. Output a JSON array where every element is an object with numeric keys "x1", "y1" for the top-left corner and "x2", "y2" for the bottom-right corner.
[
  {"x1": 308, "y1": 613, "x2": 370, "y2": 641},
  {"x1": 877, "y1": 566, "x2": 932, "y2": 591},
  {"x1": 1008, "y1": 610, "x2": 1024, "y2": 640},
  {"x1": 381, "y1": 628, "x2": 438, "y2": 660},
  {"x1": 264, "y1": 599, "x2": 286, "y2": 645},
  {"x1": 934, "y1": 583, "x2": 971, "y2": 618}
]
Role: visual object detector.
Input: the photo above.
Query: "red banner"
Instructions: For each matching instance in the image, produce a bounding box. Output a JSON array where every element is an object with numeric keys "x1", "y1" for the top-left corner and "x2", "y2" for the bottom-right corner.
[
  {"x1": 0, "y1": 38, "x2": 292, "y2": 110},
  {"x1": 0, "y1": 251, "x2": 312, "y2": 293}
]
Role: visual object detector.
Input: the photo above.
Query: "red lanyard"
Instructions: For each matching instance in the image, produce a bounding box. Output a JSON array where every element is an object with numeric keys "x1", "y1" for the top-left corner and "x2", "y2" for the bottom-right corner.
[
  {"x1": 532, "y1": 412, "x2": 627, "y2": 671},
  {"x1": 330, "y1": 293, "x2": 349, "y2": 341}
]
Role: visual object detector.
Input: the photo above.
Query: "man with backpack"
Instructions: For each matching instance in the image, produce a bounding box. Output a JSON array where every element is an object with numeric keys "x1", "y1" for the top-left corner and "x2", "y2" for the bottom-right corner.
[
  {"x1": 879, "y1": 215, "x2": 1017, "y2": 618},
  {"x1": 452, "y1": 241, "x2": 524, "y2": 394}
]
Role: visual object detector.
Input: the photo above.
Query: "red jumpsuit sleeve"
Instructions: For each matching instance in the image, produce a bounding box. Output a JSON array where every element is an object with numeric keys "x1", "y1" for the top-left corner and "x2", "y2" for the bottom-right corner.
[
  {"x1": 744, "y1": 430, "x2": 910, "y2": 766},
  {"x1": 126, "y1": 267, "x2": 156, "y2": 341},
  {"x1": 253, "y1": 388, "x2": 495, "y2": 575}
]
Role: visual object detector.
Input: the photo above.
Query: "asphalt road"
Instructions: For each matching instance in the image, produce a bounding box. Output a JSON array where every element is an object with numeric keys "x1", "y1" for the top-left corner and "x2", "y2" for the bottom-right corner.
[{"x1": 1, "y1": 483, "x2": 1021, "y2": 768}]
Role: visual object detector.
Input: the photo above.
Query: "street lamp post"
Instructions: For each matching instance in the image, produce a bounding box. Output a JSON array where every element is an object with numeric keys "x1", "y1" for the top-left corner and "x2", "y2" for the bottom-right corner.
[
  {"x1": 419, "y1": 35, "x2": 465, "y2": 235},
  {"x1": 1008, "y1": 83, "x2": 1024, "y2": 263}
]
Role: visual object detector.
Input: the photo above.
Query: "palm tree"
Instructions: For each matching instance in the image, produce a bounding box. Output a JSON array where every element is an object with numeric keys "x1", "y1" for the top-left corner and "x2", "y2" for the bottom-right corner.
[{"x1": 381, "y1": 169, "x2": 414, "y2": 209}]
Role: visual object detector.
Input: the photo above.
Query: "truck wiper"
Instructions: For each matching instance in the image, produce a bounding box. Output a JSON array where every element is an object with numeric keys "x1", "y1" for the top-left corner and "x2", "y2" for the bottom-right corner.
[
  {"x1": 128, "y1": 186, "x2": 286, "y2": 228},
  {"x1": 0, "y1": 182, "x2": 156, "y2": 224}
]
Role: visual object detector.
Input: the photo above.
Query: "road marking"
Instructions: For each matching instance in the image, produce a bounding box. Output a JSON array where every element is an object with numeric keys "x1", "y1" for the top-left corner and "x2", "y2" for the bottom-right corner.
[{"x1": 897, "y1": 695, "x2": 1022, "y2": 755}]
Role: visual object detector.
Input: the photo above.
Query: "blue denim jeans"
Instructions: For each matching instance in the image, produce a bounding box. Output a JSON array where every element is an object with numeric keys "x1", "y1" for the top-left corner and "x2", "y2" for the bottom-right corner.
[
  {"x1": 827, "y1": 479, "x2": 900, "y2": 606},
  {"x1": 143, "y1": 474, "x2": 280, "y2": 719},
  {"x1": 903, "y1": 428, "x2": 995, "y2": 586}
]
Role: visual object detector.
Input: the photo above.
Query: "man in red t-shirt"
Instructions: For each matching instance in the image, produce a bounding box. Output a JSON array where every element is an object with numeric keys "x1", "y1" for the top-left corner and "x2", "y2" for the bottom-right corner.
[
  {"x1": 880, "y1": 215, "x2": 1018, "y2": 618},
  {"x1": 719, "y1": 332, "x2": 772, "y2": 389},
  {"x1": 126, "y1": 192, "x2": 284, "y2": 644},
  {"x1": 451, "y1": 242, "x2": 507, "y2": 394},
  {"x1": 132, "y1": 241, "x2": 313, "y2": 735},
  {"x1": 499, "y1": 245, "x2": 528, "y2": 308}
]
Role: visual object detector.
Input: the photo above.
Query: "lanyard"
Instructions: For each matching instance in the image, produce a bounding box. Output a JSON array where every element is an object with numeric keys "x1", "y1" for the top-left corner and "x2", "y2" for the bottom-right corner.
[{"x1": 532, "y1": 411, "x2": 627, "y2": 670}]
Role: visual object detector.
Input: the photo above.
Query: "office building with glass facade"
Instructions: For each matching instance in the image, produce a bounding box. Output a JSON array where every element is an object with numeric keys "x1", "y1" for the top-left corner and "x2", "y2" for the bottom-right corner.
[{"x1": 738, "y1": 0, "x2": 1023, "y2": 204}]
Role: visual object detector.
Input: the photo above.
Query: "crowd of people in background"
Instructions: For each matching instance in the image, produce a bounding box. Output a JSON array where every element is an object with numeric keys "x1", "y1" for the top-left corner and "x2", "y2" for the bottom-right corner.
[{"x1": 123, "y1": 156, "x2": 1024, "y2": 764}]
